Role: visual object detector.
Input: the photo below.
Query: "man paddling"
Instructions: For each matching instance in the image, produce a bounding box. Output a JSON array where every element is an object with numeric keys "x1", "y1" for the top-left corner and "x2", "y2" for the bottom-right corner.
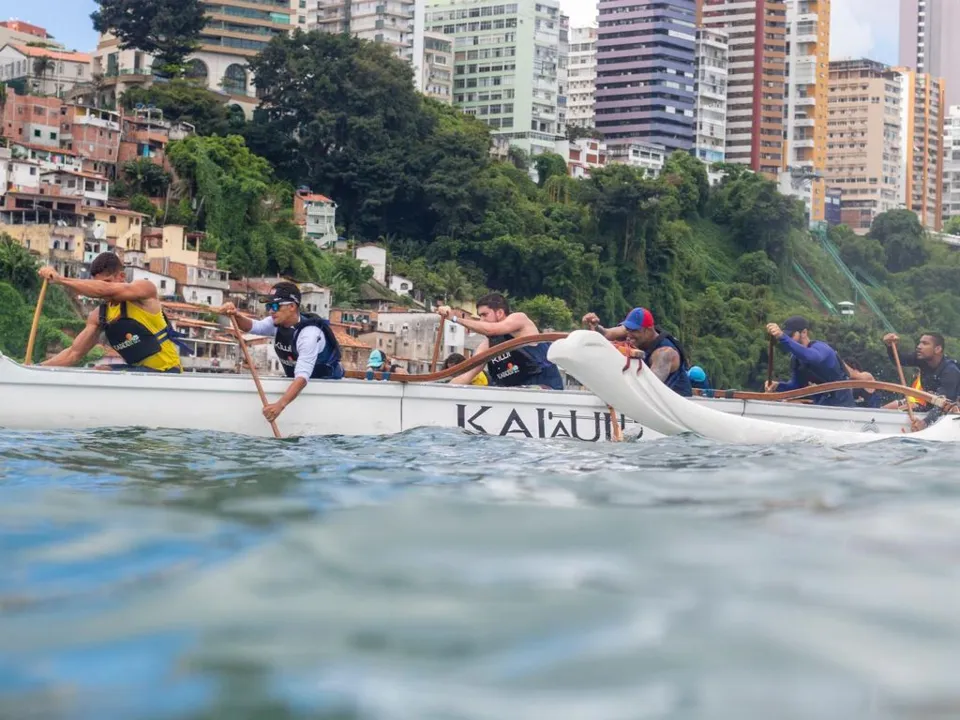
[
  {"x1": 765, "y1": 316, "x2": 854, "y2": 407},
  {"x1": 436, "y1": 293, "x2": 563, "y2": 389},
  {"x1": 883, "y1": 332, "x2": 960, "y2": 430},
  {"x1": 38, "y1": 252, "x2": 185, "y2": 372},
  {"x1": 582, "y1": 308, "x2": 692, "y2": 396},
  {"x1": 217, "y1": 282, "x2": 343, "y2": 423}
]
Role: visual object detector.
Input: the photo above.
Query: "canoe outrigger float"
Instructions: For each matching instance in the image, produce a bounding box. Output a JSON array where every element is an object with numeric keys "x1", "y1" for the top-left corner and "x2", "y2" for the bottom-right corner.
[
  {"x1": 0, "y1": 332, "x2": 951, "y2": 442},
  {"x1": 547, "y1": 331, "x2": 960, "y2": 445}
]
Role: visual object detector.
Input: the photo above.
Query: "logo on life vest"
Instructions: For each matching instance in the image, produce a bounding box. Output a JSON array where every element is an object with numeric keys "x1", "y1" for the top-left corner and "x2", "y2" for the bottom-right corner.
[{"x1": 114, "y1": 333, "x2": 141, "y2": 351}]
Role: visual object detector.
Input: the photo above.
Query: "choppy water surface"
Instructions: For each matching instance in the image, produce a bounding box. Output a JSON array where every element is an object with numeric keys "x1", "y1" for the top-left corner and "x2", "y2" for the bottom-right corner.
[{"x1": 2, "y1": 428, "x2": 960, "y2": 719}]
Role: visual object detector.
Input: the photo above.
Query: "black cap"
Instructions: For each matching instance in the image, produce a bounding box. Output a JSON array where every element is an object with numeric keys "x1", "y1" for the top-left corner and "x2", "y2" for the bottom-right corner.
[
  {"x1": 782, "y1": 315, "x2": 809, "y2": 336},
  {"x1": 258, "y1": 281, "x2": 301, "y2": 305}
]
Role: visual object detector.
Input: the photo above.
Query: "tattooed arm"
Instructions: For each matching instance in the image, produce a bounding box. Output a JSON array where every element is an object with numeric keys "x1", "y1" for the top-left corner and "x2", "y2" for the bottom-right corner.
[{"x1": 649, "y1": 346, "x2": 680, "y2": 383}]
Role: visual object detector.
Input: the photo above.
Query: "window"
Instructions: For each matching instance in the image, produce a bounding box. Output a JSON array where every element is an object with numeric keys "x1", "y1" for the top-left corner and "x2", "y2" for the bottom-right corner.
[{"x1": 33, "y1": 129, "x2": 41, "y2": 138}]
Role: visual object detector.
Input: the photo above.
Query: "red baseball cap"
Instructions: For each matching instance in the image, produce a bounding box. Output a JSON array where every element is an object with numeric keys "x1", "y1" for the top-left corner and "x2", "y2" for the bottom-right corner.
[{"x1": 620, "y1": 307, "x2": 655, "y2": 330}]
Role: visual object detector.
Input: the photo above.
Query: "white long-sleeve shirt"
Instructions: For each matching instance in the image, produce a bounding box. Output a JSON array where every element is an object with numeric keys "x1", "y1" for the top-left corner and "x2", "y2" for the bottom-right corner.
[{"x1": 249, "y1": 316, "x2": 326, "y2": 381}]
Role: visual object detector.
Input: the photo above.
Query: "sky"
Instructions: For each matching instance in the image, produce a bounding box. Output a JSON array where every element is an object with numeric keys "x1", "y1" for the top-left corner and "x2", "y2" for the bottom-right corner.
[{"x1": 4, "y1": 0, "x2": 899, "y2": 65}]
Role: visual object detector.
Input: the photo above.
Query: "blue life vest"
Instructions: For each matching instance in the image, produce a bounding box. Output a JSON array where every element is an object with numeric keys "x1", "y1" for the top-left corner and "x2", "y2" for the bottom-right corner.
[
  {"x1": 487, "y1": 334, "x2": 564, "y2": 390},
  {"x1": 645, "y1": 332, "x2": 692, "y2": 397},
  {"x1": 790, "y1": 340, "x2": 854, "y2": 407},
  {"x1": 274, "y1": 312, "x2": 344, "y2": 380}
]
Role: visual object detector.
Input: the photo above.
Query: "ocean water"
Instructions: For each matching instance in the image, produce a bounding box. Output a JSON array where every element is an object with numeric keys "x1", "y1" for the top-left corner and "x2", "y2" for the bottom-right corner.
[{"x1": 1, "y1": 428, "x2": 960, "y2": 720}]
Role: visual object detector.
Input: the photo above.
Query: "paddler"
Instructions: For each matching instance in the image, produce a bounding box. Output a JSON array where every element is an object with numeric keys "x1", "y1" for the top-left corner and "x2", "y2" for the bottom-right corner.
[
  {"x1": 38, "y1": 252, "x2": 186, "y2": 372},
  {"x1": 582, "y1": 308, "x2": 692, "y2": 396},
  {"x1": 883, "y1": 332, "x2": 960, "y2": 430},
  {"x1": 216, "y1": 281, "x2": 343, "y2": 423},
  {"x1": 436, "y1": 293, "x2": 563, "y2": 389},
  {"x1": 765, "y1": 316, "x2": 855, "y2": 407}
]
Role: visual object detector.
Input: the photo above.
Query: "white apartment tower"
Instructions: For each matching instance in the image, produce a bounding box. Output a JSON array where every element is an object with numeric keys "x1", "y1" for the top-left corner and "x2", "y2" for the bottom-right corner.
[
  {"x1": 943, "y1": 105, "x2": 960, "y2": 221},
  {"x1": 693, "y1": 27, "x2": 728, "y2": 169},
  {"x1": 557, "y1": 14, "x2": 569, "y2": 132},
  {"x1": 426, "y1": 0, "x2": 565, "y2": 155},
  {"x1": 311, "y1": 0, "x2": 416, "y2": 59},
  {"x1": 567, "y1": 26, "x2": 597, "y2": 129}
]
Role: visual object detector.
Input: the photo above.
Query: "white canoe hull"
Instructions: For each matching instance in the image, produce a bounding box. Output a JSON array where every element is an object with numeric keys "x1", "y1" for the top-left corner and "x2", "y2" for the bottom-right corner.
[
  {"x1": 547, "y1": 331, "x2": 960, "y2": 445},
  {"x1": 0, "y1": 351, "x2": 920, "y2": 441}
]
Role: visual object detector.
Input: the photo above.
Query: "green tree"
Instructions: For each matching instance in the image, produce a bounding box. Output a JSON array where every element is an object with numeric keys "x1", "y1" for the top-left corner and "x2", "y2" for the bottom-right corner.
[
  {"x1": 247, "y1": 31, "x2": 429, "y2": 240},
  {"x1": 91, "y1": 0, "x2": 207, "y2": 72},
  {"x1": 943, "y1": 215, "x2": 960, "y2": 235},
  {"x1": 121, "y1": 80, "x2": 245, "y2": 136},
  {"x1": 516, "y1": 295, "x2": 575, "y2": 330},
  {"x1": 534, "y1": 152, "x2": 568, "y2": 187},
  {"x1": 122, "y1": 159, "x2": 171, "y2": 197},
  {"x1": 869, "y1": 209, "x2": 930, "y2": 273}
]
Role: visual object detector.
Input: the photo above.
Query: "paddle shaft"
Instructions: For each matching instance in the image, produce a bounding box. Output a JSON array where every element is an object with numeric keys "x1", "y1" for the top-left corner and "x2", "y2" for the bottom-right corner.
[
  {"x1": 767, "y1": 337, "x2": 775, "y2": 384},
  {"x1": 231, "y1": 317, "x2": 282, "y2": 438},
  {"x1": 24, "y1": 278, "x2": 49, "y2": 365},
  {"x1": 430, "y1": 316, "x2": 445, "y2": 372},
  {"x1": 890, "y1": 342, "x2": 917, "y2": 426}
]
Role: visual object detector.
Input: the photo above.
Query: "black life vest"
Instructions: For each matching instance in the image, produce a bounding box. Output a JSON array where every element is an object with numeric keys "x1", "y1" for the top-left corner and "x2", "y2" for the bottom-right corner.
[
  {"x1": 914, "y1": 357, "x2": 960, "y2": 403},
  {"x1": 644, "y1": 332, "x2": 692, "y2": 397},
  {"x1": 274, "y1": 312, "x2": 343, "y2": 379},
  {"x1": 790, "y1": 340, "x2": 854, "y2": 407},
  {"x1": 98, "y1": 302, "x2": 192, "y2": 366},
  {"x1": 486, "y1": 334, "x2": 564, "y2": 389}
]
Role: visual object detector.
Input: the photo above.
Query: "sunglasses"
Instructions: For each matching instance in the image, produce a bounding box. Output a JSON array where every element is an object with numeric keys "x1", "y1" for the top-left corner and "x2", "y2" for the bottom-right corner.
[{"x1": 265, "y1": 301, "x2": 295, "y2": 312}]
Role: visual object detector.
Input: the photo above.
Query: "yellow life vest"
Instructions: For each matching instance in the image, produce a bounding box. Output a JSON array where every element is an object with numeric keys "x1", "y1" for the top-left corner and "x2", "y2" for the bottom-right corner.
[
  {"x1": 471, "y1": 371, "x2": 489, "y2": 386},
  {"x1": 906, "y1": 373, "x2": 926, "y2": 408},
  {"x1": 101, "y1": 301, "x2": 183, "y2": 372}
]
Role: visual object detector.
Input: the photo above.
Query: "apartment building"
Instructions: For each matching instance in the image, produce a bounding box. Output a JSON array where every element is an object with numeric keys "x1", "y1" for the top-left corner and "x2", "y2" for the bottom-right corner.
[
  {"x1": 293, "y1": 189, "x2": 338, "y2": 247},
  {"x1": 899, "y1": 0, "x2": 960, "y2": 106},
  {"x1": 693, "y1": 27, "x2": 728, "y2": 168},
  {"x1": 312, "y1": 0, "x2": 416, "y2": 58},
  {"x1": 896, "y1": 67, "x2": 944, "y2": 230},
  {"x1": 427, "y1": 0, "x2": 565, "y2": 156},
  {"x1": 595, "y1": 0, "x2": 697, "y2": 153},
  {"x1": 824, "y1": 59, "x2": 903, "y2": 233},
  {"x1": 782, "y1": 0, "x2": 830, "y2": 222},
  {"x1": 418, "y1": 31, "x2": 454, "y2": 102},
  {"x1": 0, "y1": 44, "x2": 92, "y2": 98},
  {"x1": 557, "y1": 13, "x2": 569, "y2": 131},
  {"x1": 94, "y1": 0, "x2": 299, "y2": 111},
  {"x1": 942, "y1": 105, "x2": 960, "y2": 221},
  {"x1": 607, "y1": 141, "x2": 667, "y2": 177},
  {"x1": 567, "y1": 26, "x2": 597, "y2": 129},
  {"x1": 701, "y1": 0, "x2": 787, "y2": 176},
  {"x1": 0, "y1": 20, "x2": 63, "y2": 49}
]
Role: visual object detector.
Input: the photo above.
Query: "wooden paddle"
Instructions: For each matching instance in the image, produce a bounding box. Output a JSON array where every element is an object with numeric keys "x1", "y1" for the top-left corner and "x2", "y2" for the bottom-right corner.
[
  {"x1": 24, "y1": 278, "x2": 49, "y2": 365},
  {"x1": 430, "y1": 315, "x2": 445, "y2": 372},
  {"x1": 766, "y1": 336, "x2": 775, "y2": 385},
  {"x1": 694, "y1": 378, "x2": 954, "y2": 411},
  {"x1": 231, "y1": 316, "x2": 281, "y2": 439},
  {"x1": 890, "y1": 340, "x2": 917, "y2": 428}
]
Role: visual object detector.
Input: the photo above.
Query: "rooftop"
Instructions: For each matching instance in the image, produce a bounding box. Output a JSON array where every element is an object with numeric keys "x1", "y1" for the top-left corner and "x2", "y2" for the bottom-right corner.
[
  {"x1": 9, "y1": 43, "x2": 92, "y2": 63},
  {"x1": 12, "y1": 141, "x2": 79, "y2": 157}
]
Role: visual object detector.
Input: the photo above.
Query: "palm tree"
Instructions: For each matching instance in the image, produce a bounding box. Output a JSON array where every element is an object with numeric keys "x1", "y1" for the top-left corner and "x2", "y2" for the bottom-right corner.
[{"x1": 32, "y1": 57, "x2": 55, "y2": 93}]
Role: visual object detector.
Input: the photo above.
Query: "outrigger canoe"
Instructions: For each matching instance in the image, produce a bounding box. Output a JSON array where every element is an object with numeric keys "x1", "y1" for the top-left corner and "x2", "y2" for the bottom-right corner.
[
  {"x1": 0, "y1": 335, "x2": 932, "y2": 441},
  {"x1": 547, "y1": 331, "x2": 960, "y2": 445}
]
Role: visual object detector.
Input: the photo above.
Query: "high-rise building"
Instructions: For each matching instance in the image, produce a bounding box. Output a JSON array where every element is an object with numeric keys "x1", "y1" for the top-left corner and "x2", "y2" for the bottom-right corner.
[
  {"x1": 701, "y1": 0, "x2": 787, "y2": 176},
  {"x1": 557, "y1": 14, "x2": 569, "y2": 133},
  {"x1": 899, "y1": 0, "x2": 960, "y2": 106},
  {"x1": 824, "y1": 59, "x2": 903, "y2": 233},
  {"x1": 418, "y1": 32, "x2": 454, "y2": 102},
  {"x1": 782, "y1": 0, "x2": 830, "y2": 222},
  {"x1": 427, "y1": 0, "x2": 564, "y2": 156},
  {"x1": 567, "y1": 26, "x2": 597, "y2": 129},
  {"x1": 311, "y1": 0, "x2": 416, "y2": 60},
  {"x1": 94, "y1": 0, "x2": 299, "y2": 111},
  {"x1": 595, "y1": 0, "x2": 697, "y2": 153},
  {"x1": 896, "y1": 67, "x2": 944, "y2": 230},
  {"x1": 692, "y1": 27, "x2": 728, "y2": 169},
  {"x1": 942, "y1": 105, "x2": 960, "y2": 221}
]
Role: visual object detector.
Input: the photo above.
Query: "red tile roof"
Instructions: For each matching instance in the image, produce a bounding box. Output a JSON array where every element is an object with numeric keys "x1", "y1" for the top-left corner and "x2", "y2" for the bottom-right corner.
[{"x1": 10, "y1": 44, "x2": 92, "y2": 63}]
